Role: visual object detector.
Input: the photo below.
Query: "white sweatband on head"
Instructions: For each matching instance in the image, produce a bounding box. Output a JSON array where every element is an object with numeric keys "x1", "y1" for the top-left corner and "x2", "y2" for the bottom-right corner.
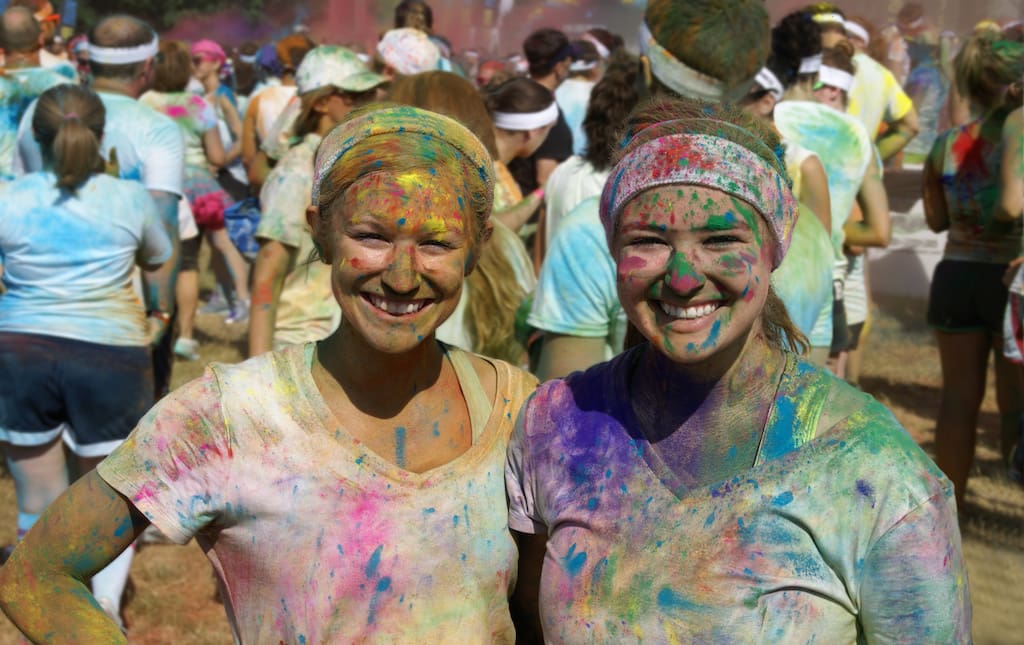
[
  {"x1": 639, "y1": 21, "x2": 735, "y2": 102},
  {"x1": 799, "y1": 54, "x2": 822, "y2": 74},
  {"x1": 817, "y1": 65, "x2": 854, "y2": 92},
  {"x1": 569, "y1": 60, "x2": 598, "y2": 72},
  {"x1": 906, "y1": 16, "x2": 925, "y2": 29},
  {"x1": 239, "y1": 53, "x2": 257, "y2": 64},
  {"x1": 754, "y1": 67, "x2": 784, "y2": 101},
  {"x1": 812, "y1": 12, "x2": 844, "y2": 26},
  {"x1": 844, "y1": 21, "x2": 870, "y2": 44},
  {"x1": 582, "y1": 33, "x2": 610, "y2": 59},
  {"x1": 87, "y1": 35, "x2": 159, "y2": 65},
  {"x1": 492, "y1": 102, "x2": 559, "y2": 131}
]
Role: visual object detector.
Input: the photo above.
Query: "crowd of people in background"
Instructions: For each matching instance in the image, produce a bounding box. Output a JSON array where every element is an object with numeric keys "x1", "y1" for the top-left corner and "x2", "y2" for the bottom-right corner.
[{"x1": 0, "y1": 0, "x2": 1019, "y2": 640}]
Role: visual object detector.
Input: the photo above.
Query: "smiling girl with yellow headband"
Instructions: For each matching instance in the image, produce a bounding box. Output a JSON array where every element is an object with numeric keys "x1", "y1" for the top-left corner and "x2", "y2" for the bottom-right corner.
[{"x1": 0, "y1": 105, "x2": 537, "y2": 643}]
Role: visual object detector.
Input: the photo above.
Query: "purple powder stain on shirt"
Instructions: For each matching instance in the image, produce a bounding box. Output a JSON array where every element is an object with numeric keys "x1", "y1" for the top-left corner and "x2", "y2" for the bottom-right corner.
[{"x1": 855, "y1": 479, "x2": 876, "y2": 507}]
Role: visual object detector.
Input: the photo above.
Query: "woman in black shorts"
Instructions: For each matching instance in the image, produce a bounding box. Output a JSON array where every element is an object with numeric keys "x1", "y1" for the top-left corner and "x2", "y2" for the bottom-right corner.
[
  {"x1": 924, "y1": 31, "x2": 1024, "y2": 507},
  {"x1": 0, "y1": 85, "x2": 172, "y2": 626}
]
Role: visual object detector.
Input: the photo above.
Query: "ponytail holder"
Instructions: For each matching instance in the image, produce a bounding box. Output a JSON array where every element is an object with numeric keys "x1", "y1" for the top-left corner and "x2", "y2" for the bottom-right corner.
[{"x1": 63, "y1": 112, "x2": 80, "y2": 121}]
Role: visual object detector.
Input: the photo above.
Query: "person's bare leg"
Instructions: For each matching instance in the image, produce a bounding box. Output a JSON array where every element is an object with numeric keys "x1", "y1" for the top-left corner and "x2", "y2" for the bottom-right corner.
[
  {"x1": 176, "y1": 268, "x2": 199, "y2": 340},
  {"x1": 934, "y1": 330, "x2": 990, "y2": 509},
  {"x1": 992, "y1": 340, "x2": 1024, "y2": 462},
  {"x1": 208, "y1": 229, "x2": 250, "y2": 302}
]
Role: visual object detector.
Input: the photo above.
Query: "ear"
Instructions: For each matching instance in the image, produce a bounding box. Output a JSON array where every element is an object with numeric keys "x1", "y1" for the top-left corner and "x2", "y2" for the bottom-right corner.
[
  {"x1": 756, "y1": 93, "x2": 777, "y2": 118},
  {"x1": 306, "y1": 204, "x2": 332, "y2": 264},
  {"x1": 312, "y1": 94, "x2": 333, "y2": 115}
]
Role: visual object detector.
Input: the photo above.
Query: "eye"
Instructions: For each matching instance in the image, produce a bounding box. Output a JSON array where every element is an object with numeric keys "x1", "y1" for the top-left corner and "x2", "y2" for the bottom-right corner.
[
  {"x1": 421, "y1": 239, "x2": 454, "y2": 249},
  {"x1": 704, "y1": 234, "x2": 743, "y2": 247},
  {"x1": 627, "y1": 235, "x2": 669, "y2": 248}
]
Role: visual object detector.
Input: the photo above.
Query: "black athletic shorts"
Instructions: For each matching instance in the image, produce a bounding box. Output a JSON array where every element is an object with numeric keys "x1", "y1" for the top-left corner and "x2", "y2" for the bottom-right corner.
[{"x1": 927, "y1": 259, "x2": 1008, "y2": 334}]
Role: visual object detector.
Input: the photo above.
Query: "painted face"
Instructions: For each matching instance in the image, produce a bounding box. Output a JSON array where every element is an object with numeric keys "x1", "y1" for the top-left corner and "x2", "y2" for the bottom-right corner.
[
  {"x1": 192, "y1": 55, "x2": 221, "y2": 81},
  {"x1": 613, "y1": 185, "x2": 772, "y2": 364},
  {"x1": 324, "y1": 168, "x2": 476, "y2": 354}
]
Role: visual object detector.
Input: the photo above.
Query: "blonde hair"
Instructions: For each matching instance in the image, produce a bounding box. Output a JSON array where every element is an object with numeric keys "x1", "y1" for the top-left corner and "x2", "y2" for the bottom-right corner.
[
  {"x1": 32, "y1": 84, "x2": 106, "y2": 192},
  {"x1": 465, "y1": 221, "x2": 527, "y2": 363},
  {"x1": 955, "y1": 31, "x2": 1024, "y2": 109}
]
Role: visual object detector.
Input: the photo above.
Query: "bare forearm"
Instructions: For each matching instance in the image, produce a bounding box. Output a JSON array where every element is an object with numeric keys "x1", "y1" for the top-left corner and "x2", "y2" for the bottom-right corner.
[
  {"x1": 494, "y1": 190, "x2": 543, "y2": 234},
  {"x1": 143, "y1": 192, "x2": 181, "y2": 313},
  {"x1": 248, "y1": 241, "x2": 291, "y2": 356}
]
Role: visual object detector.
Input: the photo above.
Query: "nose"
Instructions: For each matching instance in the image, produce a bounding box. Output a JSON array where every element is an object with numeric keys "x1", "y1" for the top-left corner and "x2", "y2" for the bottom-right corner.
[
  {"x1": 664, "y1": 249, "x2": 704, "y2": 295},
  {"x1": 381, "y1": 244, "x2": 422, "y2": 295}
]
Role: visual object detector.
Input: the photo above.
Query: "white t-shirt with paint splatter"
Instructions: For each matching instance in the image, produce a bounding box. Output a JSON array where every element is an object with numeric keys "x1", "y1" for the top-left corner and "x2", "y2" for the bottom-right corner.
[{"x1": 98, "y1": 342, "x2": 537, "y2": 644}]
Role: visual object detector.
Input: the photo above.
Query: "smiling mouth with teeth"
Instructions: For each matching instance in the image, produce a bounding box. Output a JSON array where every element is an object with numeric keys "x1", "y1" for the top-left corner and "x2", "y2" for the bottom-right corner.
[
  {"x1": 364, "y1": 293, "x2": 433, "y2": 316},
  {"x1": 658, "y1": 301, "x2": 722, "y2": 320}
]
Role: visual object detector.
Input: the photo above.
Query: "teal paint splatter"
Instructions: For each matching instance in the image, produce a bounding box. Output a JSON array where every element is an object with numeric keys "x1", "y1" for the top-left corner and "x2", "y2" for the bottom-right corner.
[
  {"x1": 562, "y1": 543, "x2": 588, "y2": 577},
  {"x1": 394, "y1": 427, "x2": 407, "y2": 468},
  {"x1": 365, "y1": 545, "x2": 383, "y2": 578}
]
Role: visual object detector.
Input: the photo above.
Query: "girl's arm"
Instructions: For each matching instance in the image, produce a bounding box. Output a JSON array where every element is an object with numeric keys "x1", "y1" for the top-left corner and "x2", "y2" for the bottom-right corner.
[
  {"x1": 922, "y1": 140, "x2": 951, "y2": 233},
  {"x1": 203, "y1": 126, "x2": 227, "y2": 170},
  {"x1": 493, "y1": 188, "x2": 544, "y2": 234},
  {"x1": 248, "y1": 238, "x2": 297, "y2": 357},
  {"x1": 994, "y1": 107, "x2": 1023, "y2": 223},
  {"x1": 845, "y1": 154, "x2": 891, "y2": 247},
  {"x1": 510, "y1": 529, "x2": 547, "y2": 643},
  {"x1": 0, "y1": 471, "x2": 150, "y2": 644}
]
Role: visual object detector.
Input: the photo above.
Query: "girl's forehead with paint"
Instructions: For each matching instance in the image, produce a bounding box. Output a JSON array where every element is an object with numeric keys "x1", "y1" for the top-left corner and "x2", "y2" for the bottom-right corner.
[
  {"x1": 340, "y1": 169, "x2": 469, "y2": 235},
  {"x1": 620, "y1": 187, "x2": 761, "y2": 237}
]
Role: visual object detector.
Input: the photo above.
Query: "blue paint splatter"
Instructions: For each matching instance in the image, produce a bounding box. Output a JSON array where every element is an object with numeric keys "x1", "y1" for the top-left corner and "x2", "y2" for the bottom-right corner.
[
  {"x1": 855, "y1": 479, "x2": 876, "y2": 507},
  {"x1": 562, "y1": 543, "x2": 588, "y2": 577},
  {"x1": 657, "y1": 587, "x2": 701, "y2": 614},
  {"x1": 365, "y1": 545, "x2": 383, "y2": 578},
  {"x1": 113, "y1": 514, "x2": 132, "y2": 538},
  {"x1": 394, "y1": 427, "x2": 407, "y2": 468},
  {"x1": 771, "y1": 491, "x2": 794, "y2": 507}
]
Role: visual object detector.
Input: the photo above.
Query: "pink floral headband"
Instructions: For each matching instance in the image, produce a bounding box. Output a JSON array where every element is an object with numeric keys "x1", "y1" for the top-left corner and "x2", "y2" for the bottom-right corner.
[{"x1": 599, "y1": 131, "x2": 797, "y2": 268}]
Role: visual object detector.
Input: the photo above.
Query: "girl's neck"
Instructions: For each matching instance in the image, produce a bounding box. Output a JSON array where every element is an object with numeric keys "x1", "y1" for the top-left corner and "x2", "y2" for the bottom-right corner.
[
  {"x1": 631, "y1": 332, "x2": 786, "y2": 444},
  {"x1": 200, "y1": 74, "x2": 219, "y2": 93},
  {"x1": 316, "y1": 322, "x2": 446, "y2": 409}
]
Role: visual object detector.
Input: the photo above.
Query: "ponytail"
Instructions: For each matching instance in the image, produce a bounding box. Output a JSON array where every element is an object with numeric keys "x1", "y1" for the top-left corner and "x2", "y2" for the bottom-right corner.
[{"x1": 32, "y1": 84, "x2": 106, "y2": 193}]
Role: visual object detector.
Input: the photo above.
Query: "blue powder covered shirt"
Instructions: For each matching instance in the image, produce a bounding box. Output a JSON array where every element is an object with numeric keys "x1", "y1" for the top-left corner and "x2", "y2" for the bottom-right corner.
[
  {"x1": 0, "y1": 172, "x2": 171, "y2": 346},
  {"x1": 0, "y1": 63, "x2": 75, "y2": 179}
]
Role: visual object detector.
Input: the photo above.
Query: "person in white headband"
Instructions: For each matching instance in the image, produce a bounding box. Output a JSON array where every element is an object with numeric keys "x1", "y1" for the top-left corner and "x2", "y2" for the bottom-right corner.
[
  {"x1": 557, "y1": 39, "x2": 603, "y2": 157},
  {"x1": 844, "y1": 20, "x2": 870, "y2": 45},
  {"x1": 638, "y1": 0, "x2": 769, "y2": 103}
]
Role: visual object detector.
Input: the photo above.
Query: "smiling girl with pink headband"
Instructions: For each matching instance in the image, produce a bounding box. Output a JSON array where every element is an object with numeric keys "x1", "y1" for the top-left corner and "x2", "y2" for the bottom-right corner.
[{"x1": 507, "y1": 97, "x2": 970, "y2": 642}]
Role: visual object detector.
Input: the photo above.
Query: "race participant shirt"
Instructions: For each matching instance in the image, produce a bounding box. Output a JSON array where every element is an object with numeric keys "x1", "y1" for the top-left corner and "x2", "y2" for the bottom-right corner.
[
  {"x1": 507, "y1": 348, "x2": 970, "y2": 643},
  {"x1": 0, "y1": 64, "x2": 75, "y2": 178},
  {"x1": 0, "y1": 172, "x2": 170, "y2": 346},
  {"x1": 848, "y1": 52, "x2": 914, "y2": 140},
  {"x1": 528, "y1": 197, "x2": 626, "y2": 361},
  {"x1": 98, "y1": 343, "x2": 537, "y2": 643},
  {"x1": 554, "y1": 78, "x2": 595, "y2": 157},
  {"x1": 18, "y1": 91, "x2": 184, "y2": 196},
  {"x1": 543, "y1": 155, "x2": 609, "y2": 251},
  {"x1": 140, "y1": 91, "x2": 219, "y2": 168}
]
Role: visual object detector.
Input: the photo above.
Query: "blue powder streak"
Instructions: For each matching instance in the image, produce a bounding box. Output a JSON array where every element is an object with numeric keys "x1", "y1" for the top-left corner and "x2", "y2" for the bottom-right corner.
[
  {"x1": 394, "y1": 427, "x2": 407, "y2": 468},
  {"x1": 562, "y1": 543, "x2": 588, "y2": 577},
  {"x1": 365, "y1": 545, "x2": 383, "y2": 578},
  {"x1": 657, "y1": 587, "x2": 701, "y2": 614},
  {"x1": 771, "y1": 491, "x2": 793, "y2": 507}
]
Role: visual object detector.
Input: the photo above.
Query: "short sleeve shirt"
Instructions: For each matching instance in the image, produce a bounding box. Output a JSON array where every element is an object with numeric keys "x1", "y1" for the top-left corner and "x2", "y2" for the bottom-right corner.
[
  {"x1": 542, "y1": 156, "x2": 609, "y2": 250},
  {"x1": 140, "y1": 91, "x2": 218, "y2": 169},
  {"x1": 0, "y1": 172, "x2": 170, "y2": 346},
  {"x1": 528, "y1": 197, "x2": 626, "y2": 359},
  {"x1": 506, "y1": 349, "x2": 971, "y2": 643},
  {"x1": 0, "y1": 65, "x2": 74, "y2": 178},
  {"x1": 98, "y1": 343, "x2": 537, "y2": 643},
  {"x1": 848, "y1": 53, "x2": 914, "y2": 139},
  {"x1": 18, "y1": 91, "x2": 185, "y2": 196},
  {"x1": 256, "y1": 134, "x2": 341, "y2": 347}
]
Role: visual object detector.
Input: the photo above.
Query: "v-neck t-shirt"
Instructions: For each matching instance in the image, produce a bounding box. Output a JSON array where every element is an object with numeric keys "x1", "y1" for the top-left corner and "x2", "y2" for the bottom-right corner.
[
  {"x1": 506, "y1": 347, "x2": 970, "y2": 643},
  {"x1": 98, "y1": 342, "x2": 537, "y2": 643}
]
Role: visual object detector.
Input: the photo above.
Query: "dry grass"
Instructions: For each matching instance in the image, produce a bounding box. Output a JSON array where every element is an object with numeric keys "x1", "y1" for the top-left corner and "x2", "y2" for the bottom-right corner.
[{"x1": 0, "y1": 299, "x2": 1021, "y2": 643}]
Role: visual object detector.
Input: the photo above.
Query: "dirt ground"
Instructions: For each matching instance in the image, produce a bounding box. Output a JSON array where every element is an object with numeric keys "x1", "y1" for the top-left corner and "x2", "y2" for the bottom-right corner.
[{"x1": 0, "y1": 298, "x2": 1021, "y2": 644}]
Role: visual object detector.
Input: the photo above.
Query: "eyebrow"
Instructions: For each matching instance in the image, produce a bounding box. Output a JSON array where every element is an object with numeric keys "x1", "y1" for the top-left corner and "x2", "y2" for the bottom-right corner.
[{"x1": 701, "y1": 211, "x2": 750, "y2": 232}]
